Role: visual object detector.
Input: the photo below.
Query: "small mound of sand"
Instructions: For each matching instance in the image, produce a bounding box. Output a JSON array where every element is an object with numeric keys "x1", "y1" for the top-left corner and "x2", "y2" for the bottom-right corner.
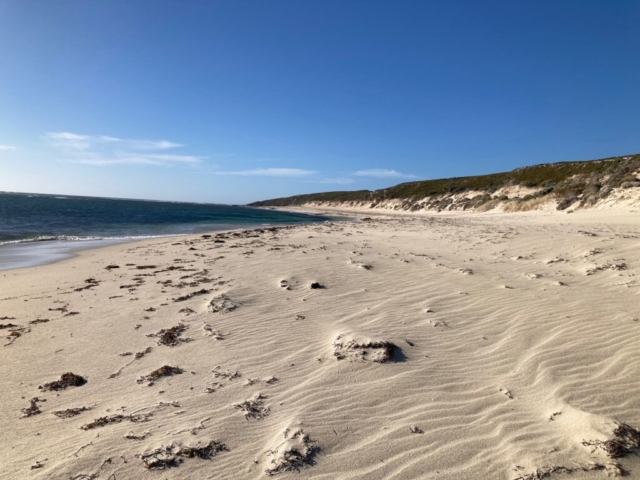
[
  {"x1": 265, "y1": 429, "x2": 319, "y2": 476},
  {"x1": 203, "y1": 324, "x2": 226, "y2": 339},
  {"x1": 212, "y1": 366, "x2": 241, "y2": 380},
  {"x1": 208, "y1": 294, "x2": 237, "y2": 314},
  {"x1": 349, "y1": 259, "x2": 373, "y2": 270},
  {"x1": 583, "y1": 423, "x2": 640, "y2": 459},
  {"x1": 517, "y1": 422, "x2": 640, "y2": 479},
  {"x1": 333, "y1": 334, "x2": 398, "y2": 363}
]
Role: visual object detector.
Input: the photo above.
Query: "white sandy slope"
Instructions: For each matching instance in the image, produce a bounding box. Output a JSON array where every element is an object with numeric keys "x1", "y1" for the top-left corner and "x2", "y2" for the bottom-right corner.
[{"x1": 1, "y1": 210, "x2": 640, "y2": 479}]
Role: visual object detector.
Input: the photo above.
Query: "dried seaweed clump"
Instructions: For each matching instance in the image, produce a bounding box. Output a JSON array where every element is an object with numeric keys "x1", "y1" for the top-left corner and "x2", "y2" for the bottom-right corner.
[
  {"x1": 81, "y1": 412, "x2": 152, "y2": 430},
  {"x1": 233, "y1": 393, "x2": 269, "y2": 420},
  {"x1": 135, "y1": 346, "x2": 153, "y2": 359},
  {"x1": 583, "y1": 423, "x2": 640, "y2": 459},
  {"x1": 514, "y1": 424, "x2": 640, "y2": 480},
  {"x1": 182, "y1": 440, "x2": 228, "y2": 459},
  {"x1": 513, "y1": 463, "x2": 608, "y2": 480},
  {"x1": 586, "y1": 262, "x2": 628, "y2": 276},
  {"x1": 137, "y1": 365, "x2": 184, "y2": 386},
  {"x1": 141, "y1": 444, "x2": 182, "y2": 470},
  {"x1": 147, "y1": 324, "x2": 190, "y2": 347},
  {"x1": 39, "y1": 372, "x2": 87, "y2": 392},
  {"x1": 333, "y1": 335, "x2": 398, "y2": 363},
  {"x1": 140, "y1": 441, "x2": 228, "y2": 470},
  {"x1": 53, "y1": 406, "x2": 91, "y2": 418},
  {"x1": 29, "y1": 318, "x2": 50, "y2": 325},
  {"x1": 208, "y1": 294, "x2": 237, "y2": 314},
  {"x1": 21, "y1": 397, "x2": 45, "y2": 418},
  {"x1": 4, "y1": 326, "x2": 27, "y2": 346},
  {"x1": 74, "y1": 278, "x2": 100, "y2": 292},
  {"x1": 174, "y1": 288, "x2": 211, "y2": 303},
  {"x1": 265, "y1": 429, "x2": 320, "y2": 476}
]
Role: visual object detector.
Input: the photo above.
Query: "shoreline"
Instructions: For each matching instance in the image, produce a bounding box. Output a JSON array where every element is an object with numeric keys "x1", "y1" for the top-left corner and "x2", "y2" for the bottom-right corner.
[
  {"x1": 0, "y1": 214, "x2": 341, "y2": 272},
  {"x1": 2, "y1": 208, "x2": 640, "y2": 479},
  {"x1": 0, "y1": 238, "x2": 130, "y2": 272}
]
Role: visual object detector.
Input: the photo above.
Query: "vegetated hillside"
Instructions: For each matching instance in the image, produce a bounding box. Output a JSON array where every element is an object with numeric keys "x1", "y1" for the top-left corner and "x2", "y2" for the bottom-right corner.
[{"x1": 250, "y1": 153, "x2": 640, "y2": 212}]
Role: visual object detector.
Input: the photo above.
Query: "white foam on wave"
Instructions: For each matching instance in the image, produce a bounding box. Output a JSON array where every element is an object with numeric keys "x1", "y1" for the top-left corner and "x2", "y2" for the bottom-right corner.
[{"x1": 0, "y1": 233, "x2": 186, "y2": 248}]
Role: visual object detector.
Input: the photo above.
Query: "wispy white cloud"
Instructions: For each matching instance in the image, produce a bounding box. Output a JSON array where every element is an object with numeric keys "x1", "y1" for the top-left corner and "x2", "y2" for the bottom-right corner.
[
  {"x1": 43, "y1": 132, "x2": 200, "y2": 167},
  {"x1": 44, "y1": 132, "x2": 91, "y2": 149},
  {"x1": 131, "y1": 154, "x2": 201, "y2": 163},
  {"x1": 353, "y1": 169, "x2": 416, "y2": 179},
  {"x1": 74, "y1": 157, "x2": 155, "y2": 166},
  {"x1": 213, "y1": 168, "x2": 317, "y2": 177},
  {"x1": 47, "y1": 132, "x2": 89, "y2": 141},
  {"x1": 77, "y1": 154, "x2": 203, "y2": 166},
  {"x1": 128, "y1": 139, "x2": 184, "y2": 150},
  {"x1": 0, "y1": 144, "x2": 17, "y2": 150},
  {"x1": 308, "y1": 177, "x2": 356, "y2": 185}
]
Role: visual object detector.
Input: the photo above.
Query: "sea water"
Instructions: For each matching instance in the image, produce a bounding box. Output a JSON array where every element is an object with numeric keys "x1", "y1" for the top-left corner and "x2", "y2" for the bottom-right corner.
[{"x1": 0, "y1": 192, "x2": 331, "y2": 270}]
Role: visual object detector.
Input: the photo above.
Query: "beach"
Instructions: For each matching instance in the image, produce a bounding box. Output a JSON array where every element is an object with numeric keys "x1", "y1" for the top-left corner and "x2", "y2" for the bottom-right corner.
[{"x1": 2, "y1": 208, "x2": 640, "y2": 479}]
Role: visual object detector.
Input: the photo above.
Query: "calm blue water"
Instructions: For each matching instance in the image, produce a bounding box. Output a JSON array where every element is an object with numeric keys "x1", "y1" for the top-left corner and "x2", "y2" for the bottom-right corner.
[
  {"x1": 0, "y1": 192, "x2": 328, "y2": 245},
  {"x1": 0, "y1": 192, "x2": 331, "y2": 270}
]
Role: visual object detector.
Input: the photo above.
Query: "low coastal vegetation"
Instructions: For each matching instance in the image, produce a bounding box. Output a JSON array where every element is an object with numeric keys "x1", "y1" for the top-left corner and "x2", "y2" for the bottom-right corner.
[{"x1": 250, "y1": 153, "x2": 640, "y2": 212}]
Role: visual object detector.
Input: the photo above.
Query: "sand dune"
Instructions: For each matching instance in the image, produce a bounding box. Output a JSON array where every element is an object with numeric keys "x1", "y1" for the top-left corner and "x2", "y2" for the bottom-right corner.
[{"x1": 1, "y1": 210, "x2": 640, "y2": 479}]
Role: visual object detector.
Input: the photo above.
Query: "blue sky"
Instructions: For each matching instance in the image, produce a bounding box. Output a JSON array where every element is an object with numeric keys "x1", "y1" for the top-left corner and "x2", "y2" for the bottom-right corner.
[{"x1": 1, "y1": 1, "x2": 639, "y2": 204}]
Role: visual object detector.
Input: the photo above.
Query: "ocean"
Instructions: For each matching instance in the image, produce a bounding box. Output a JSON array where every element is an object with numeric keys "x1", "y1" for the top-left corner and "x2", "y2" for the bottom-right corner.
[{"x1": 0, "y1": 192, "x2": 331, "y2": 270}]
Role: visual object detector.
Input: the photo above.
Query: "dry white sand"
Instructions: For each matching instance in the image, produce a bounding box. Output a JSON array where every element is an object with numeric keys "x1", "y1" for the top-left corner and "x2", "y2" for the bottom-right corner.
[{"x1": 1, "y1": 209, "x2": 640, "y2": 479}]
